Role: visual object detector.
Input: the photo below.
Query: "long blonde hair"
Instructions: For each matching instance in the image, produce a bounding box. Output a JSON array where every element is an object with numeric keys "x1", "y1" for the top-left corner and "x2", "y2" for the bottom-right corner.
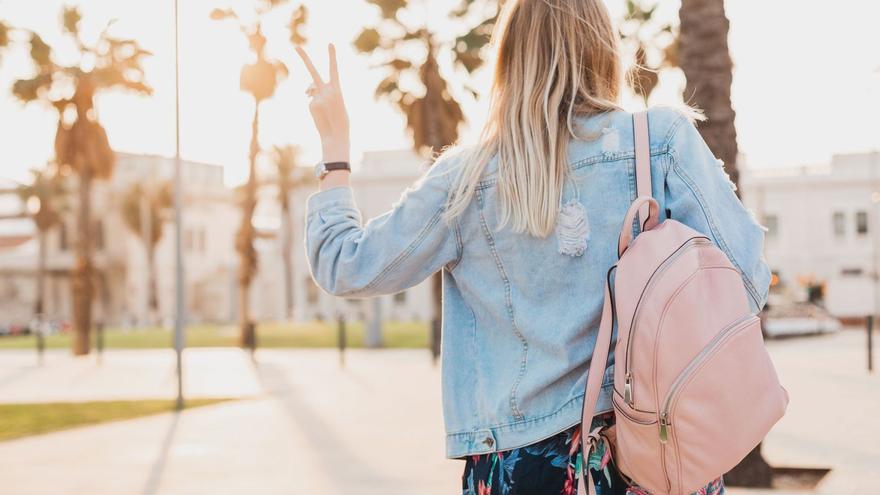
[{"x1": 444, "y1": 0, "x2": 623, "y2": 237}]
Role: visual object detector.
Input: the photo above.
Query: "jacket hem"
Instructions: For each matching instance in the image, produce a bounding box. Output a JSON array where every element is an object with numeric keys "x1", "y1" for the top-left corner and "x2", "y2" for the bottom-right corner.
[{"x1": 445, "y1": 377, "x2": 615, "y2": 459}]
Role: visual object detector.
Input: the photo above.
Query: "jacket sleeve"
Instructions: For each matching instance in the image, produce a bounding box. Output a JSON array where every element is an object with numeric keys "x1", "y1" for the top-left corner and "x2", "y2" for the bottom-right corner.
[
  {"x1": 305, "y1": 159, "x2": 461, "y2": 298},
  {"x1": 663, "y1": 114, "x2": 772, "y2": 314}
]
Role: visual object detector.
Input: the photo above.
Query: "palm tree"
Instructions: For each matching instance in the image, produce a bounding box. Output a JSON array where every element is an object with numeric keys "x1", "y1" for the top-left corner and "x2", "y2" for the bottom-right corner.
[
  {"x1": 18, "y1": 167, "x2": 67, "y2": 327},
  {"x1": 354, "y1": 0, "x2": 499, "y2": 155},
  {"x1": 271, "y1": 144, "x2": 301, "y2": 319},
  {"x1": 0, "y1": 20, "x2": 10, "y2": 57},
  {"x1": 355, "y1": 0, "x2": 496, "y2": 357},
  {"x1": 12, "y1": 7, "x2": 152, "y2": 355},
  {"x1": 678, "y1": 0, "x2": 740, "y2": 191},
  {"x1": 679, "y1": 0, "x2": 769, "y2": 485},
  {"x1": 619, "y1": 0, "x2": 678, "y2": 102},
  {"x1": 211, "y1": 2, "x2": 307, "y2": 349},
  {"x1": 120, "y1": 181, "x2": 172, "y2": 325}
]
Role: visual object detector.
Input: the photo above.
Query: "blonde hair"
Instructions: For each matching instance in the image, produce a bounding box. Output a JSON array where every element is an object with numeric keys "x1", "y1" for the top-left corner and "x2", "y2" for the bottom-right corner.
[{"x1": 444, "y1": 0, "x2": 623, "y2": 237}]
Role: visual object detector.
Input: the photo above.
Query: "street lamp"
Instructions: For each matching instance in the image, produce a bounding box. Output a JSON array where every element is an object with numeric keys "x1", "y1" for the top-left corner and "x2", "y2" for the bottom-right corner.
[{"x1": 172, "y1": 0, "x2": 186, "y2": 409}]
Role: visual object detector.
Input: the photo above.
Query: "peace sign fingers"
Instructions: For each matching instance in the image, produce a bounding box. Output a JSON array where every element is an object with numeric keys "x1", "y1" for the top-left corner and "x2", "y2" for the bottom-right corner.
[
  {"x1": 296, "y1": 46, "x2": 325, "y2": 87},
  {"x1": 328, "y1": 43, "x2": 340, "y2": 87},
  {"x1": 295, "y1": 43, "x2": 350, "y2": 162}
]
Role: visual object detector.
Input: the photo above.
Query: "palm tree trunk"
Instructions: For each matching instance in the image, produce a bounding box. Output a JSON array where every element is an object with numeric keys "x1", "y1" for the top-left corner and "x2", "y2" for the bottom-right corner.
[
  {"x1": 280, "y1": 203, "x2": 293, "y2": 319},
  {"x1": 71, "y1": 167, "x2": 93, "y2": 356},
  {"x1": 35, "y1": 228, "x2": 47, "y2": 319},
  {"x1": 678, "y1": 0, "x2": 740, "y2": 191},
  {"x1": 679, "y1": 0, "x2": 771, "y2": 486},
  {"x1": 237, "y1": 104, "x2": 259, "y2": 350},
  {"x1": 147, "y1": 243, "x2": 158, "y2": 325}
]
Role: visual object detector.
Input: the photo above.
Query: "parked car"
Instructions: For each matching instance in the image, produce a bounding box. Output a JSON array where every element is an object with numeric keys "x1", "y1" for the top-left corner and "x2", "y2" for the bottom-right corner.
[{"x1": 762, "y1": 302, "x2": 842, "y2": 338}]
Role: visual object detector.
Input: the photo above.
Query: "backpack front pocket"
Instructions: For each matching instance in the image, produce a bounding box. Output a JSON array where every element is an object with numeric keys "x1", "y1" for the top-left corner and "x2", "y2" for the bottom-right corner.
[{"x1": 658, "y1": 314, "x2": 786, "y2": 495}]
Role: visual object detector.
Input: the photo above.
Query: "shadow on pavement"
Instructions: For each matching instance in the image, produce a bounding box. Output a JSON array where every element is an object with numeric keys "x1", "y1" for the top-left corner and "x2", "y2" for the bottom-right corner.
[
  {"x1": 256, "y1": 361, "x2": 405, "y2": 491},
  {"x1": 140, "y1": 411, "x2": 181, "y2": 495}
]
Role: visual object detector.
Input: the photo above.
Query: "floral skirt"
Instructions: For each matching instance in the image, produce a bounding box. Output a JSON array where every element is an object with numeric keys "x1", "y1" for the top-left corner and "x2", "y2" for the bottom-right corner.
[{"x1": 461, "y1": 413, "x2": 724, "y2": 495}]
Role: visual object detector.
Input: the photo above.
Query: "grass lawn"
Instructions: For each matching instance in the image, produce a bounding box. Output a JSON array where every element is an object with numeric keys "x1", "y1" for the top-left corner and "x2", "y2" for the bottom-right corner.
[
  {"x1": 0, "y1": 320, "x2": 430, "y2": 350},
  {"x1": 0, "y1": 398, "x2": 233, "y2": 442}
]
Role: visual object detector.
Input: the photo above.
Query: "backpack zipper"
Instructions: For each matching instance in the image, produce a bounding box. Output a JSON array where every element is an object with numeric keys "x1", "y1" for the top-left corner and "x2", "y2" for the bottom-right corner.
[
  {"x1": 622, "y1": 236, "x2": 711, "y2": 406},
  {"x1": 657, "y1": 314, "x2": 757, "y2": 443}
]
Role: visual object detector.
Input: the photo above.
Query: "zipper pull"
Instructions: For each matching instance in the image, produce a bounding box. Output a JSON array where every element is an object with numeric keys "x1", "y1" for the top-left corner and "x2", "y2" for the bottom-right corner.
[
  {"x1": 623, "y1": 373, "x2": 633, "y2": 405},
  {"x1": 659, "y1": 412, "x2": 669, "y2": 444}
]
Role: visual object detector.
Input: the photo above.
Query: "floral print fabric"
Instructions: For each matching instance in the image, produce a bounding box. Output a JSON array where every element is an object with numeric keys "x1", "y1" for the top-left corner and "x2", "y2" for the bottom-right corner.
[{"x1": 461, "y1": 414, "x2": 724, "y2": 495}]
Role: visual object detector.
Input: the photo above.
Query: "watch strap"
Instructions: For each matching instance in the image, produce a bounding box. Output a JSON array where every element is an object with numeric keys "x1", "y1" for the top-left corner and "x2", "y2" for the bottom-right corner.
[{"x1": 323, "y1": 161, "x2": 350, "y2": 172}]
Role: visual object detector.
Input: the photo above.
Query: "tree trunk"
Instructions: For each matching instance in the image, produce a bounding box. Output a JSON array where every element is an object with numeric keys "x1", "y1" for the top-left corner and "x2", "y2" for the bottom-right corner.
[
  {"x1": 147, "y1": 243, "x2": 159, "y2": 325},
  {"x1": 430, "y1": 272, "x2": 442, "y2": 362},
  {"x1": 280, "y1": 202, "x2": 294, "y2": 319},
  {"x1": 679, "y1": 0, "x2": 771, "y2": 486},
  {"x1": 35, "y1": 228, "x2": 47, "y2": 320},
  {"x1": 71, "y1": 168, "x2": 93, "y2": 356},
  {"x1": 237, "y1": 104, "x2": 260, "y2": 350},
  {"x1": 678, "y1": 0, "x2": 740, "y2": 192}
]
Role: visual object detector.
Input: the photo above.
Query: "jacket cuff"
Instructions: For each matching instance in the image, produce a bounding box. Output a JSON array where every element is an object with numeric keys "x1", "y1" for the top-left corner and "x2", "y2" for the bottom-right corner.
[{"x1": 307, "y1": 186, "x2": 356, "y2": 213}]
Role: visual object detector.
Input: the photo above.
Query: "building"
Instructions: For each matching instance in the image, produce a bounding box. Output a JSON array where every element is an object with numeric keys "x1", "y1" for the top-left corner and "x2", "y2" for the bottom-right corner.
[
  {"x1": 0, "y1": 153, "x2": 239, "y2": 328},
  {"x1": 0, "y1": 149, "x2": 435, "y2": 328},
  {"x1": 740, "y1": 151, "x2": 880, "y2": 317}
]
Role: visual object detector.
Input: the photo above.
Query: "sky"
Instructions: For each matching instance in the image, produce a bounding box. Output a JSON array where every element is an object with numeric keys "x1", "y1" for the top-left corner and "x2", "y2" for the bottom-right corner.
[{"x1": 0, "y1": 0, "x2": 878, "y2": 187}]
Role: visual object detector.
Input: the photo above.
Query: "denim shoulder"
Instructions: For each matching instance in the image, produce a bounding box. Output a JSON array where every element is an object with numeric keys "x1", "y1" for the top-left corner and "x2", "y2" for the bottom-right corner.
[{"x1": 649, "y1": 106, "x2": 772, "y2": 313}]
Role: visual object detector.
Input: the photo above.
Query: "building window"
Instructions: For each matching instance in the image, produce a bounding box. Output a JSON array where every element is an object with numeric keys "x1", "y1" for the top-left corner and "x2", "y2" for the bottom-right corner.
[
  {"x1": 856, "y1": 211, "x2": 869, "y2": 235},
  {"x1": 393, "y1": 291, "x2": 407, "y2": 304},
  {"x1": 841, "y1": 267, "x2": 863, "y2": 277},
  {"x1": 763, "y1": 214, "x2": 779, "y2": 239},
  {"x1": 832, "y1": 212, "x2": 845, "y2": 237}
]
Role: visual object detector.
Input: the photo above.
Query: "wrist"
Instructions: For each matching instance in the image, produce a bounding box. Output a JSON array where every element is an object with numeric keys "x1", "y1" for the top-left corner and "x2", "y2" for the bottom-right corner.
[
  {"x1": 322, "y1": 141, "x2": 350, "y2": 163},
  {"x1": 320, "y1": 170, "x2": 351, "y2": 190}
]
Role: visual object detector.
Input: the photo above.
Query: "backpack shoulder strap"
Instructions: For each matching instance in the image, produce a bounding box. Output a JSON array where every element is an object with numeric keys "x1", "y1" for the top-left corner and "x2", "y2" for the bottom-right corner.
[{"x1": 633, "y1": 111, "x2": 652, "y2": 229}]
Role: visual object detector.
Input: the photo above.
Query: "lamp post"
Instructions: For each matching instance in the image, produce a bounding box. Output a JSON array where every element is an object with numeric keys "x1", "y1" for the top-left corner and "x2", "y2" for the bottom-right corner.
[
  {"x1": 870, "y1": 151, "x2": 880, "y2": 373},
  {"x1": 172, "y1": 0, "x2": 186, "y2": 409}
]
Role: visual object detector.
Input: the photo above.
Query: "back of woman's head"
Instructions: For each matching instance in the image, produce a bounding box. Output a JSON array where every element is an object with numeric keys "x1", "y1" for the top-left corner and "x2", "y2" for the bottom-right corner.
[{"x1": 445, "y1": 0, "x2": 622, "y2": 238}]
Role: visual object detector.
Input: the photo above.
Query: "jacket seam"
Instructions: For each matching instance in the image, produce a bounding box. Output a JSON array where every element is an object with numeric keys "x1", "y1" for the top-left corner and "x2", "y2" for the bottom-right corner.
[
  {"x1": 664, "y1": 113, "x2": 688, "y2": 146},
  {"x1": 474, "y1": 147, "x2": 670, "y2": 190},
  {"x1": 668, "y1": 151, "x2": 762, "y2": 309},
  {"x1": 360, "y1": 206, "x2": 444, "y2": 292},
  {"x1": 466, "y1": 298, "x2": 480, "y2": 426},
  {"x1": 437, "y1": 161, "x2": 464, "y2": 272},
  {"x1": 476, "y1": 188, "x2": 528, "y2": 421},
  {"x1": 447, "y1": 217, "x2": 464, "y2": 272}
]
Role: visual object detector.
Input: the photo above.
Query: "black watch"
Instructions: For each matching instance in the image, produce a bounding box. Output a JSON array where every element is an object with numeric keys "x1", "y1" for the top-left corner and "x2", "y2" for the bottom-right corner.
[{"x1": 314, "y1": 161, "x2": 351, "y2": 179}]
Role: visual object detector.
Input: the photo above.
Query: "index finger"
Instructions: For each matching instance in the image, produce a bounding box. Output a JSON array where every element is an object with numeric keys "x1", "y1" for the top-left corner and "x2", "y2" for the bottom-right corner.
[
  {"x1": 295, "y1": 46, "x2": 324, "y2": 86},
  {"x1": 328, "y1": 43, "x2": 339, "y2": 86}
]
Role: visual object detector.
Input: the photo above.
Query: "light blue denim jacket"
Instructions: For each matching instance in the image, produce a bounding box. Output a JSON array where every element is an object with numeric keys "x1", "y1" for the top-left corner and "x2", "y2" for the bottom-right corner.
[{"x1": 305, "y1": 107, "x2": 771, "y2": 458}]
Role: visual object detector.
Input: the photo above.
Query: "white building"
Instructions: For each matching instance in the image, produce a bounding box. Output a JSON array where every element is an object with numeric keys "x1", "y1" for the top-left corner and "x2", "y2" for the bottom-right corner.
[
  {"x1": 740, "y1": 151, "x2": 880, "y2": 317},
  {"x1": 0, "y1": 153, "x2": 241, "y2": 327},
  {"x1": 0, "y1": 149, "x2": 435, "y2": 328}
]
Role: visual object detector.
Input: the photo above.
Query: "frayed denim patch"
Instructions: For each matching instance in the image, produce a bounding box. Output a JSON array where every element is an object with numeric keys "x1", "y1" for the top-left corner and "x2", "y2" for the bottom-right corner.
[{"x1": 556, "y1": 200, "x2": 589, "y2": 257}]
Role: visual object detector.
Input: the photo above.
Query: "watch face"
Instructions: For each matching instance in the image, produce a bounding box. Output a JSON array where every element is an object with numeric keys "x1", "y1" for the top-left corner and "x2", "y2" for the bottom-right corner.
[{"x1": 314, "y1": 162, "x2": 326, "y2": 179}]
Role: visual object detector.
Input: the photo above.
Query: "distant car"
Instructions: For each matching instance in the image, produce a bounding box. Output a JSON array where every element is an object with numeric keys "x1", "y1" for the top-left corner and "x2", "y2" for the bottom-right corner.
[{"x1": 762, "y1": 302, "x2": 842, "y2": 338}]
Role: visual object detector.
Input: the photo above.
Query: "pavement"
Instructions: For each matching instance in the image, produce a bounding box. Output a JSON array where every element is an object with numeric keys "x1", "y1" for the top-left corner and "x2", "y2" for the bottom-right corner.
[{"x1": 0, "y1": 329, "x2": 877, "y2": 495}]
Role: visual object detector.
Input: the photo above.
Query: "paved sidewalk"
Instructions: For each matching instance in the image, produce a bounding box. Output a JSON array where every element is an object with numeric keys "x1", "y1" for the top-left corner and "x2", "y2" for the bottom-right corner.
[{"x1": 0, "y1": 330, "x2": 877, "y2": 494}]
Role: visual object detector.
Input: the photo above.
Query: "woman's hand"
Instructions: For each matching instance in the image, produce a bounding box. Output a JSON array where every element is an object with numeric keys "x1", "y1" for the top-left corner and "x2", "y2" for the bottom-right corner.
[{"x1": 296, "y1": 44, "x2": 351, "y2": 164}]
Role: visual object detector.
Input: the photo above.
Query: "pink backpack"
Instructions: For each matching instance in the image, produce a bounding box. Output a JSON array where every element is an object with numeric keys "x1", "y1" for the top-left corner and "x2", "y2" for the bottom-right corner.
[{"x1": 577, "y1": 112, "x2": 789, "y2": 495}]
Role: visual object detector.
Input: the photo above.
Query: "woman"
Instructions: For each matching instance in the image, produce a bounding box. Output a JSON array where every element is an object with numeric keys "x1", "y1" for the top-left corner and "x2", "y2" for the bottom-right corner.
[{"x1": 296, "y1": 1, "x2": 769, "y2": 494}]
